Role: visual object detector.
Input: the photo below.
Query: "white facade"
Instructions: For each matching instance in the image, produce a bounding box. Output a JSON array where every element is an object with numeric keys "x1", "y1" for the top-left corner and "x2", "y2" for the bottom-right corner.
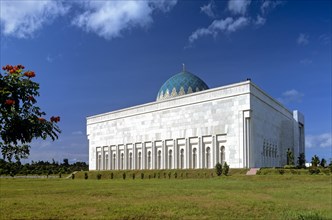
[{"x1": 87, "y1": 81, "x2": 304, "y2": 170}]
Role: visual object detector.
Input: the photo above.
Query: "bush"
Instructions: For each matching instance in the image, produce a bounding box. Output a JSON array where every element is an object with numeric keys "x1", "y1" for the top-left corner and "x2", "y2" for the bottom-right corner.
[
  {"x1": 168, "y1": 172, "x2": 171, "y2": 179},
  {"x1": 284, "y1": 165, "x2": 297, "y2": 169},
  {"x1": 110, "y1": 172, "x2": 114, "y2": 179},
  {"x1": 308, "y1": 167, "x2": 320, "y2": 175},
  {"x1": 132, "y1": 173, "x2": 135, "y2": 180},
  {"x1": 71, "y1": 173, "x2": 75, "y2": 179},
  {"x1": 215, "y1": 162, "x2": 222, "y2": 176},
  {"x1": 148, "y1": 174, "x2": 151, "y2": 179},
  {"x1": 174, "y1": 172, "x2": 177, "y2": 179},
  {"x1": 141, "y1": 173, "x2": 144, "y2": 179},
  {"x1": 223, "y1": 162, "x2": 230, "y2": 176},
  {"x1": 59, "y1": 172, "x2": 62, "y2": 178},
  {"x1": 84, "y1": 172, "x2": 88, "y2": 179},
  {"x1": 278, "y1": 169, "x2": 285, "y2": 175},
  {"x1": 153, "y1": 173, "x2": 156, "y2": 178},
  {"x1": 97, "y1": 173, "x2": 101, "y2": 180},
  {"x1": 122, "y1": 173, "x2": 126, "y2": 180},
  {"x1": 157, "y1": 173, "x2": 160, "y2": 179}
]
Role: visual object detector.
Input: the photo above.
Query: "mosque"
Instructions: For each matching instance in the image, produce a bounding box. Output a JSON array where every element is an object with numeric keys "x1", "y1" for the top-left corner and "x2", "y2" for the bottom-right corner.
[{"x1": 87, "y1": 67, "x2": 305, "y2": 170}]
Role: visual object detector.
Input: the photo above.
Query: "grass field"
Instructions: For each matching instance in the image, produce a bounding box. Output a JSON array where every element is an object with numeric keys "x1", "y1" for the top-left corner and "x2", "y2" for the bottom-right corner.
[{"x1": 0, "y1": 175, "x2": 331, "y2": 219}]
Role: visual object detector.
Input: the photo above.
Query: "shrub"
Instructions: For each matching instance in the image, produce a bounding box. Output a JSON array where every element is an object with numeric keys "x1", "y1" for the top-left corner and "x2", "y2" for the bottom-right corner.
[
  {"x1": 122, "y1": 173, "x2": 126, "y2": 180},
  {"x1": 215, "y1": 162, "x2": 222, "y2": 176},
  {"x1": 110, "y1": 172, "x2": 114, "y2": 179},
  {"x1": 71, "y1": 173, "x2": 75, "y2": 179},
  {"x1": 148, "y1": 174, "x2": 151, "y2": 179},
  {"x1": 157, "y1": 173, "x2": 160, "y2": 179},
  {"x1": 284, "y1": 165, "x2": 297, "y2": 169},
  {"x1": 168, "y1": 172, "x2": 171, "y2": 179},
  {"x1": 141, "y1": 173, "x2": 144, "y2": 179},
  {"x1": 308, "y1": 167, "x2": 320, "y2": 175},
  {"x1": 153, "y1": 173, "x2": 156, "y2": 178},
  {"x1": 84, "y1": 172, "x2": 88, "y2": 179},
  {"x1": 59, "y1": 172, "x2": 62, "y2": 178},
  {"x1": 174, "y1": 172, "x2": 177, "y2": 179},
  {"x1": 132, "y1": 173, "x2": 135, "y2": 180},
  {"x1": 164, "y1": 172, "x2": 166, "y2": 178},
  {"x1": 278, "y1": 169, "x2": 285, "y2": 175},
  {"x1": 223, "y1": 162, "x2": 230, "y2": 176},
  {"x1": 97, "y1": 173, "x2": 101, "y2": 180}
]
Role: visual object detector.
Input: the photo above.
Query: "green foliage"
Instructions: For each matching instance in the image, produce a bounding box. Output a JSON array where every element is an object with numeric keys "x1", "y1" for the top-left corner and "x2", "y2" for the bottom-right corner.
[
  {"x1": 0, "y1": 158, "x2": 88, "y2": 176},
  {"x1": 284, "y1": 165, "x2": 297, "y2": 169},
  {"x1": 122, "y1": 173, "x2": 126, "y2": 180},
  {"x1": 0, "y1": 65, "x2": 61, "y2": 162},
  {"x1": 97, "y1": 173, "x2": 101, "y2": 180},
  {"x1": 132, "y1": 173, "x2": 135, "y2": 180},
  {"x1": 71, "y1": 173, "x2": 75, "y2": 179},
  {"x1": 84, "y1": 172, "x2": 88, "y2": 180},
  {"x1": 215, "y1": 162, "x2": 222, "y2": 176},
  {"x1": 141, "y1": 173, "x2": 144, "y2": 179},
  {"x1": 308, "y1": 167, "x2": 320, "y2": 175},
  {"x1": 311, "y1": 155, "x2": 320, "y2": 167},
  {"x1": 223, "y1": 162, "x2": 230, "y2": 176},
  {"x1": 174, "y1": 172, "x2": 177, "y2": 178},
  {"x1": 278, "y1": 169, "x2": 285, "y2": 175},
  {"x1": 287, "y1": 148, "x2": 295, "y2": 165},
  {"x1": 110, "y1": 172, "x2": 114, "y2": 179},
  {"x1": 320, "y1": 158, "x2": 326, "y2": 168},
  {"x1": 297, "y1": 153, "x2": 306, "y2": 168}
]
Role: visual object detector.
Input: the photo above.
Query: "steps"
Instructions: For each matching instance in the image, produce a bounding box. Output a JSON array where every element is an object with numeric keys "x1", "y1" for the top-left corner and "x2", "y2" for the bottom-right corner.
[{"x1": 246, "y1": 168, "x2": 260, "y2": 175}]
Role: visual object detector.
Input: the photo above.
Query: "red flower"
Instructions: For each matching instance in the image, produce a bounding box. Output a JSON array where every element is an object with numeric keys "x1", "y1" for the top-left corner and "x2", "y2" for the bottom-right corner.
[
  {"x1": 38, "y1": 118, "x2": 46, "y2": 122},
  {"x1": 28, "y1": 96, "x2": 35, "y2": 102},
  {"x1": 50, "y1": 116, "x2": 60, "y2": 123},
  {"x1": 5, "y1": 99, "x2": 15, "y2": 105},
  {"x1": 24, "y1": 71, "x2": 35, "y2": 78}
]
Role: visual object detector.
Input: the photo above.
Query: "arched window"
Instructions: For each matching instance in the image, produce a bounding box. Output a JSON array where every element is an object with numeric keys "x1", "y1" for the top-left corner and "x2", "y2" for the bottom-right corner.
[
  {"x1": 120, "y1": 153, "x2": 124, "y2": 170},
  {"x1": 113, "y1": 154, "x2": 116, "y2": 170},
  {"x1": 147, "y1": 151, "x2": 151, "y2": 170},
  {"x1": 192, "y1": 148, "x2": 197, "y2": 169},
  {"x1": 220, "y1": 146, "x2": 225, "y2": 164},
  {"x1": 206, "y1": 147, "x2": 210, "y2": 168},
  {"x1": 97, "y1": 154, "x2": 101, "y2": 170},
  {"x1": 157, "y1": 150, "x2": 161, "y2": 169},
  {"x1": 129, "y1": 152, "x2": 132, "y2": 170},
  {"x1": 180, "y1": 149, "x2": 184, "y2": 169},
  {"x1": 168, "y1": 150, "x2": 172, "y2": 169},
  {"x1": 105, "y1": 154, "x2": 109, "y2": 170},
  {"x1": 138, "y1": 152, "x2": 142, "y2": 170}
]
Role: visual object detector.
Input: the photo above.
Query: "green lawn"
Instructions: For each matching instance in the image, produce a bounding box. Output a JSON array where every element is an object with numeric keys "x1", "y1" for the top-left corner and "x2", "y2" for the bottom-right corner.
[{"x1": 0, "y1": 175, "x2": 331, "y2": 219}]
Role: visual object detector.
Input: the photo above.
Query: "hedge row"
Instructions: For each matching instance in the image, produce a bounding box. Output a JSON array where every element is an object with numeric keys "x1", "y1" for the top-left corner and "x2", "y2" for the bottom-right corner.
[
  {"x1": 257, "y1": 167, "x2": 331, "y2": 175},
  {"x1": 74, "y1": 168, "x2": 249, "y2": 180}
]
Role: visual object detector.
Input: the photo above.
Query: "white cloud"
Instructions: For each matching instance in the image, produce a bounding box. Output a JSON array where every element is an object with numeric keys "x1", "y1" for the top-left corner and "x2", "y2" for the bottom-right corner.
[
  {"x1": 297, "y1": 33, "x2": 309, "y2": 45},
  {"x1": 254, "y1": 15, "x2": 266, "y2": 26},
  {"x1": 306, "y1": 133, "x2": 332, "y2": 148},
  {"x1": 189, "y1": 17, "x2": 249, "y2": 43},
  {"x1": 0, "y1": 0, "x2": 69, "y2": 38},
  {"x1": 72, "y1": 0, "x2": 177, "y2": 40},
  {"x1": 261, "y1": 0, "x2": 283, "y2": 14},
  {"x1": 201, "y1": 1, "x2": 216, "y2": 18},
  {"x1": 278, "y1": 89, "x2": 304, "y2": 104},
  {"x1": 228, "y1": 0, "x2": 251, "y2": 15},
  {"x1": 319, "y1": 34, "x2": 330, "y2": 45}
]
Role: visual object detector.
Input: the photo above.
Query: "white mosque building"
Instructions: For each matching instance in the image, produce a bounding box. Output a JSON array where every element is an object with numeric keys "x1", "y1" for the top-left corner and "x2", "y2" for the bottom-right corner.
[{"x1": 87, "y1": 68, "x2": 305, "y2": 170}]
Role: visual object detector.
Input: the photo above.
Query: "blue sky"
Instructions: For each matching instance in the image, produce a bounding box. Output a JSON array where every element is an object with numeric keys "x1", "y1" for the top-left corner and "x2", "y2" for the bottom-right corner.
[{"x1": 1, "y1": 0, "x2": 331, "y2": 164}]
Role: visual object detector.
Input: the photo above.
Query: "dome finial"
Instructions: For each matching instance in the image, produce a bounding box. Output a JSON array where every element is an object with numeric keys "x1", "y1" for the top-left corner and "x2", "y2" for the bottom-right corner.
[{"x1": 182, "y1": 63, "x2": 185, "y2": 72}]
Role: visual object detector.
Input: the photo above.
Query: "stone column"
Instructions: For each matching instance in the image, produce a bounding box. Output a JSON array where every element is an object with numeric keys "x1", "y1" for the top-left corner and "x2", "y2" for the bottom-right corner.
[
  {"x1": 133, "y1": 144, "x2": 136, "y2": 170},
  {"x1": 142, "y1": 143, "x2": 146, "y2": 170},
  {"x1": 124, "y1": 144, "x2": 127, "y2": 170},
  {"x1": 162, "y1": 141, "x2": 165, "y2": 169},
  {"x1": 101, "y1": 147, "x2": 104, "y2": 170},
  {"x1": 186, "y1": 138, "x2": 189, "y2": 169},
  {"x1": 108, "y1": 146, "x2": 111, "y2": 170},
  {"x1": 174, "y1": 140, "x2": 177, "y2": 169},
  {"x1": 212, "y1": 136, "x2": 216, "y2": 168},
  {"x1": 117, "y1": 145, "x2": 120, "y2": 170},
  {"x1": 152, "y1": 142, "x2": 155, "y2": 170}
]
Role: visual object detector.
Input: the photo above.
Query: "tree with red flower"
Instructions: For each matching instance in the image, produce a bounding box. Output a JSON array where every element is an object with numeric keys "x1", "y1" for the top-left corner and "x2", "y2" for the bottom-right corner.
[{"x1": 0, "y1": 64, "x2": 61, "y2": 162}]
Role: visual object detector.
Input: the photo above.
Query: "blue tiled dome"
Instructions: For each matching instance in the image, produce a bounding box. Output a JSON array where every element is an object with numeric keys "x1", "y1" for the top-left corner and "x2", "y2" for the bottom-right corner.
[{"x1": 156, "y1": 71, "x2": 209, "y2": 101}]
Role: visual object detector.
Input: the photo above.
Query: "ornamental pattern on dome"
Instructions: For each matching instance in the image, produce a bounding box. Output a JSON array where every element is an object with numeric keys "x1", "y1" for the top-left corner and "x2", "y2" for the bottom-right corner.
[{"x1": 156, "y1": 71, "x2": 209, "y2": 101}]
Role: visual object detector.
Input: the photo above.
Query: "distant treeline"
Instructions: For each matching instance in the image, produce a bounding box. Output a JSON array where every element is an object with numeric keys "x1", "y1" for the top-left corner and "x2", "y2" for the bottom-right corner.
[{"x1": 0, "y1": 159, "x2": 88, "y2": 176}]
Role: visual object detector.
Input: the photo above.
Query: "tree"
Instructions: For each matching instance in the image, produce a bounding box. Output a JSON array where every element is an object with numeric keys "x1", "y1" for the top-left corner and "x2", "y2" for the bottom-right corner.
[
  {"x1": 222, "y1": 162, "x2": 229, "y2": 176},
  {"x1": 297, "y1": 153, "x2": 306, "y2": 168},
  {"x1": 286, "y1": 148, "x2": 294, "y2": 165},
  {"x1": 215, "y1": 162, "x2": 222, "y2": 176},
  {"x1": 320, "y1": 158, "x2": 326, "y2": 168},
  {"x1": 0, "y1": 64, "x2": 60, "y2": 162},
  {"x1": 311, "y1": 155, "x2": 320, "y2": 167}
]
